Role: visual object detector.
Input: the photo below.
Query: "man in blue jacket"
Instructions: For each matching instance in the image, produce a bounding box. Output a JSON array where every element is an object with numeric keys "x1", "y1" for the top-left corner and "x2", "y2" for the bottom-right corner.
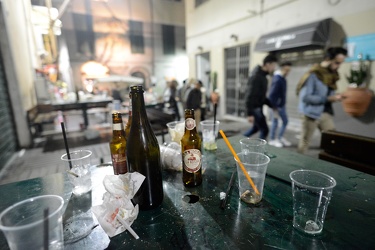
[
  {"x1": 243, "y1": 54, "x2": 278, "y2": 139},
  {"x1": 268, "y1": 62, "x2": 292, "y2": 147},
  {"x1": 296, "y1": 47, "x2": 347, "y2": 154}
]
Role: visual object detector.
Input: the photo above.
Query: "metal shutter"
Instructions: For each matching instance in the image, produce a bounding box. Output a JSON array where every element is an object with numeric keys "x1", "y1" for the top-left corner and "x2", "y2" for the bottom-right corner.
[{"x1": 0, "y1": 48, "x2": 17, "y2": 171}]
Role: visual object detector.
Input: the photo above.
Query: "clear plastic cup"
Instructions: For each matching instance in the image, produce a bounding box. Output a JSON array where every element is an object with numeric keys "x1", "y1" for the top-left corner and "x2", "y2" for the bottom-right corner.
[
  {"x1": 160, "y1": 142, "x2": 182, "y2": 171},
  {"x1": 240, "y1": 138, "x2": 267, "y2": 154},
  {"x1": 200, "y1": 120, "x2": 220, "y2": 150},
  {"x1": 0, "y1": 195, "x2": 64, "y2": 250},
  {"x1": 166, "y1": 121, "x2": 185, "y2": 143},
  {"x1": 235, "y1": 152, "x2": 270, "y2": 204},
  {"x1": 289, "y1": 170, "x2": 336, "y2": 235},
  {"x1": 61, "y1": 150, "x2": 92, "y2": 195}
]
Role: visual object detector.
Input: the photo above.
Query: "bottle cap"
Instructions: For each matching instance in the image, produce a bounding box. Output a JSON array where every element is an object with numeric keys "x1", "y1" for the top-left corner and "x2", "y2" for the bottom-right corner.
[{"x1": 130, "y1": 85, "x2": 144, "y2": 93}]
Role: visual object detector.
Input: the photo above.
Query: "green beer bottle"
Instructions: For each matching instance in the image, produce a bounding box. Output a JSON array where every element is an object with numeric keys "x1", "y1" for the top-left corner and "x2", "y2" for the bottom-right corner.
[{"x1": 126, "y1": 85, "x2": 163, "y2": 210}]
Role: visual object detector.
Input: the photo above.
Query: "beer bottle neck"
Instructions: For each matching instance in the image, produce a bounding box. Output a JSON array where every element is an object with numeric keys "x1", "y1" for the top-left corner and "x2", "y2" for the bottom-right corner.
[
  {"x1": 112, "y1": 112, "x2": 124, "y2": 131},
  {"x1": 112, "y1": 122, "x2": 123, "y2": 131},
  {"x1": 184, "y1": 110, "x2": 198, "y2": 134},
  {"x1": 130, "y1": 88, "x2": 148, "y2": 124}
]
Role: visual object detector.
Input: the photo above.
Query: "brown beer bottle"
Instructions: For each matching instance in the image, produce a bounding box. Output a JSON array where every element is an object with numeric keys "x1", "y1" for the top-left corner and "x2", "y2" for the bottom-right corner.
[
  {"x1": 181, "y1": 109, "x2": 202, "y2": 187},
  {"x1": 109, "y1": 112, "x2": 127, "y2": 174},
  {"x1": 126, "y1": 85, "x2": 163, "y2": 210}
]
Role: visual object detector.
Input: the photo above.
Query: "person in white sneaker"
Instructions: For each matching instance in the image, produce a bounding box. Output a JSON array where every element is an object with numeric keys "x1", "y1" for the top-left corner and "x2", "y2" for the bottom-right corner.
[
  {"x1": 268, "y1": 62, "x2": 292, "y2": 147},
  {"x1": 296, "y1": 47, "x2": 346, "y2": 154}
]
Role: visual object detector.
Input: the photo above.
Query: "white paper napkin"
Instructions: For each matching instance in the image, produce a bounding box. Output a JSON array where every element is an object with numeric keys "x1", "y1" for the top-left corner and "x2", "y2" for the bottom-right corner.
[{"x1": 92, "y1": 172, "x2": 145, "y2": 238}]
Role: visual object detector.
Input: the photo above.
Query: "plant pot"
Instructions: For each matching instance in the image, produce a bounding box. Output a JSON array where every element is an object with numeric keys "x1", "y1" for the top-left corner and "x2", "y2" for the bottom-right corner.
[{"x1": 341, "y1": 86, "x2": 373, "y2": 117}]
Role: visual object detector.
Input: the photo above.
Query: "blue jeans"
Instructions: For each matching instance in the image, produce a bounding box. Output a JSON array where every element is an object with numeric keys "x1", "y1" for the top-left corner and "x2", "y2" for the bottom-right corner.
[
  {"x1": 270, "y1": 106, "x2": 288, "y2": 140},
  {"x1": 243, "y1": 108, "x2": 269, "y2": 140}
]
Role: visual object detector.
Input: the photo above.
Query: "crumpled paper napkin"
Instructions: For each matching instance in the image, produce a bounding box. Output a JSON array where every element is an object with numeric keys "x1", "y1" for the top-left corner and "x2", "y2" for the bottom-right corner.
[{"x1": 92, "y1": 172, "x2": 145, "y2": 237}]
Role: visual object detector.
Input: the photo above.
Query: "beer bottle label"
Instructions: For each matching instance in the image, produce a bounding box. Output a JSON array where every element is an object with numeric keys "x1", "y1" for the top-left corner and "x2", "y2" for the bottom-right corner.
[
  {"x1": 112, "y1": 123, "x2": 122, "y2": 130},
  {"x1": 111, "y1": 153, "x2": 127, "y2": 174},
  {"x1": 183, "y1": 149, "x2": 201, "y2": 173},
  {"x1": 185, "y1": 118, "x2": 196, "y2": 130}
]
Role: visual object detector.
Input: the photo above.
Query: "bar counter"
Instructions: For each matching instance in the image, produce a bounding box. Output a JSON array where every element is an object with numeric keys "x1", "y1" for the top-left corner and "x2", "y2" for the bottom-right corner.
[{"x1": 1, "y1": 135, "x2": 374, "y2": 249}]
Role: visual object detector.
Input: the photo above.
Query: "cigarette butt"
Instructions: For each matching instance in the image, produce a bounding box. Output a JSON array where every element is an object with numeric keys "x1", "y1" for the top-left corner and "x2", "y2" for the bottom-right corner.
[{"x1": 66, "y1": 170, "x2": 79, "y2": 178}]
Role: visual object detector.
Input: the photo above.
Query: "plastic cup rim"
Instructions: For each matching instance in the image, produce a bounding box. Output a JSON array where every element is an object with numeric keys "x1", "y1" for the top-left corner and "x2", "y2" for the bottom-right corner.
[
  {"x1": 166, "y1": 120, "x2": 184, "y2": 128},
  {"x1": 200, "y1": 120, "x2": 220, "y2": 125},
  {"x1": 235, "y1": 152, "x2": 270, "y2": 166},
  {"x1": 0, "y1": 195, "x2": 64, "y2": 232},
  {"x1": 240, "y1": 138, "x2": 267, "y2": 146},
  {"x1": 61, "y1": 149, "x2": 92, "y2": 161},
  {"x1": 289, "y1": 169, "x2": 337, "y2": 190}
]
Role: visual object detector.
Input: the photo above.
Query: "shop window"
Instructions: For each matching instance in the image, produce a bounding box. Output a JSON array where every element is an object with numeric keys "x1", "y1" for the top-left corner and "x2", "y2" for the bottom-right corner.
[
  {"x1": 129, "y1": 20, "x2": 145, "y2": 54},
  {"x1": 72, "y1": 13, "x2": 95, "y2": 57},
  {"x1": 162, "y1": 25, "x2": 175, "y2": 55}
]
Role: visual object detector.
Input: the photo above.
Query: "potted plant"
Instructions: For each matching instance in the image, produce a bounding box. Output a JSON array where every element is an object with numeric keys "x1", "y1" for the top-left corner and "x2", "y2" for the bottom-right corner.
[{"x1": 342, "y1": 54, "x2": 373, "y2": 117}]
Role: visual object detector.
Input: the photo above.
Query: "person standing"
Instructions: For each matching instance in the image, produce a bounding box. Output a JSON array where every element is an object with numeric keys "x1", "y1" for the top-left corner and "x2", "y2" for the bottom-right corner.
[
  {"x1": 296, "y1": 47, "x2": 347, "y2": 154},
  {"x1": 179, "y1": 78, "x2": 194, "y2": 110},
  {"x1": 200, "y1": 83, "x2": 208, "y2": 121},
  {"x1": 186, "y1": 80, "x2": 203, "y2": 128},
  {"x1": 243, "y1": 54, "x2": 278, "y2": 140},
  {"x1": 268, "y1": 62, "x2": 293, "y2": 148},
  {"x1": 111, "y1": 83, "x2": 123, "y2": 102},
  {"x1": 163, "y1": 80, "x2": 180, "y2": 121}
]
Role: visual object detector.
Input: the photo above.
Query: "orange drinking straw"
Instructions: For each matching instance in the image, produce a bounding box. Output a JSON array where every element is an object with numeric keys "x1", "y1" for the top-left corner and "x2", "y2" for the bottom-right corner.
[{"x1": 219, "y1": 130, "x2": 260, "y2": 195}]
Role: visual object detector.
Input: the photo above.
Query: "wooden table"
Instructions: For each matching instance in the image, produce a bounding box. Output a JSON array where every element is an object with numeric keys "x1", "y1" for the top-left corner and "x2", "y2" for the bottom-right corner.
[
  {"x1": 51, "y1": 98, "x2": 113, "y2": 128},
  {"x1": 1, "y1": 135, "x2": 374, "y2": 249}
]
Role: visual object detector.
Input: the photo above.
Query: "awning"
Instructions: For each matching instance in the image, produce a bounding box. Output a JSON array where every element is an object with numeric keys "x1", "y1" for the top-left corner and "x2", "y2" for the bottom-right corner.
[
  {"x1": 254, "y1": 18, "x2": 345, "y2": 52},
  {"x1": 95, "y1": 75, "x2": 144, "y2": 84}
]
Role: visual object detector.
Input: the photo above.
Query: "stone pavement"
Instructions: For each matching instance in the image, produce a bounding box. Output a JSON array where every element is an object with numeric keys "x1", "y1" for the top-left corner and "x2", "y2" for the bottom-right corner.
[{"x1": 0, "y1": 117, "x2": 321, "y2": 186}]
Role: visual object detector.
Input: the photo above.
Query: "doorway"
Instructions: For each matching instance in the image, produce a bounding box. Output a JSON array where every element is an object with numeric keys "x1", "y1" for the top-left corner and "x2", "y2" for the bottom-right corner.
[
  {"x1": 196, "y1": 52, "x2": 211, "y2": 117},
  {"x1": 224, "y1": 44, "x2": 250, "y2": 118},
  {"x1": 196, "y1": 52, "x2": 210, "y2": 89}
]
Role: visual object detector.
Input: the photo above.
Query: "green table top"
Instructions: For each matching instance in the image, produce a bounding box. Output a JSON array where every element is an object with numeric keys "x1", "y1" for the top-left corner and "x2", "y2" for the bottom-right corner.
[{"x1": 1, "y1": 135, "x2": 374, "y2": 249}]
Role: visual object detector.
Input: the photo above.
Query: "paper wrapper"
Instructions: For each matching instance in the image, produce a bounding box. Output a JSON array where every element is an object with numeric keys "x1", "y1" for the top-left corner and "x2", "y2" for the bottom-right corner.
[{"x1": 92, "y1": 172, "x2": 145, "y2": 237}]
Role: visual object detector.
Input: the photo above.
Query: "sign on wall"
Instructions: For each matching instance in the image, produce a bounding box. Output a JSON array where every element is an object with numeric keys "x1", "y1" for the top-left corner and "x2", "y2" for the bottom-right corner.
[{"x1": 345, "y1": 33, "x2": 375, "y2": 62}]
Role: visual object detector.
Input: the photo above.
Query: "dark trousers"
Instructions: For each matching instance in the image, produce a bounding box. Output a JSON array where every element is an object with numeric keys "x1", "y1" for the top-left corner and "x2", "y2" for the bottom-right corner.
[
  {"x1": 200, "y1": 107, "x2": 206, "y2": 121},
  {"x1": 243, "y1": 107, "x2": 269, "y2": 140}
]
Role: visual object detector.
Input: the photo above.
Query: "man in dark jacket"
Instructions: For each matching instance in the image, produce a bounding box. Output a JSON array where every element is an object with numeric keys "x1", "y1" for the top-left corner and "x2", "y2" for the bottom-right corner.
[
  {"x1": 186, "y1": 80, "x2": 203, "y2": 127},
  {"x1": 243, "y1": 54, "x2": 278, "y2": 139}
]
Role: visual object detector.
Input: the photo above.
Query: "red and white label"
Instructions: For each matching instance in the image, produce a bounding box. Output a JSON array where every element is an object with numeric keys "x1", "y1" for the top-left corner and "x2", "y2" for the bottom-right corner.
[
  {"x1": 183, "y1": 149, "x2": 201, "y2": 173},
  {"x1": 112, "y1": 153, "x2": 126, "y2": 163},
  {"x1": 111, "y1": 153, "x2": 127, "y2": 174},
  {"x1": 185, "y1": 118, "x2": 196, "y2": 130}
]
